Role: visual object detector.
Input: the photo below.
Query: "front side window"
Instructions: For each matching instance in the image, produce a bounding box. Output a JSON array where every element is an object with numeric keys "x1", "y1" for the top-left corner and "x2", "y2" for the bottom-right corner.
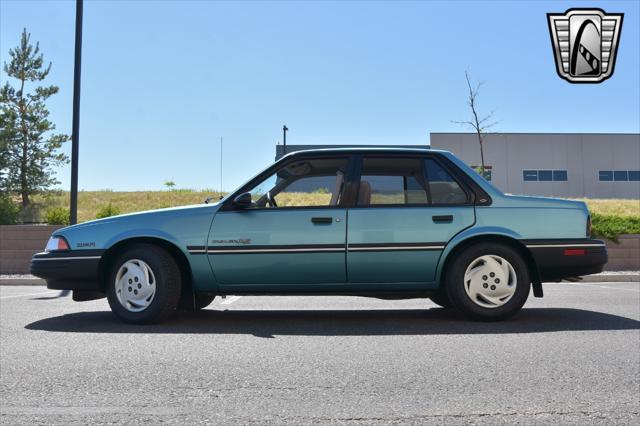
[{"x1": 245, "y1": 157, "x2": 348, "y2": 208}]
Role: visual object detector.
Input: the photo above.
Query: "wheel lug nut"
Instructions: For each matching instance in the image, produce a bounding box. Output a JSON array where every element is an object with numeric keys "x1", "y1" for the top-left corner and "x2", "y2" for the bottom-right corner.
[
  {"x1": 482, "y1": 275, "x2": 488, "y2": 280},
  {"x1": 137, "y1": 283, "x2": 141, "y2": 289},
  {"x1": 134, "y1": 277, "x2": 138, "y2": 282},
  {"x1": 490, "y1": 285, "x2": 496, "y2": 290},
  {"x1": 128, "y1": 279, "x2": 132, "y2": 284},
  {"x1": 490, "y1": 272, "x2": 495, "y2": 277},
  {"x1": 483, "y1": 283, "x2": 488, "y2": 288},
  {"x1": 134, "y1": 290, "x2": 138, "y2": 295},
  {"x1": 495, "y1": 278, "x2": 500, "y2": 284},
  {"x1": 128, "y1": 287, "x2": 132, "y2": 292}
]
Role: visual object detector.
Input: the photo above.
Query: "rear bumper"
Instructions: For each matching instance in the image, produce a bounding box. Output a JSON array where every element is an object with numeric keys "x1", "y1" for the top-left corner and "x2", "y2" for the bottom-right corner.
[
  {"x1": 524, "y1": 239, "x2": 608, "y2": 282},
  {"x1": 30, "y1": 250, "x2": 104, "y2": 291}
]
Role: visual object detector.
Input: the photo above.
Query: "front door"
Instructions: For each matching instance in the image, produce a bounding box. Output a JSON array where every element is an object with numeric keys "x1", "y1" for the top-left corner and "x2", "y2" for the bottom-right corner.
[
  {"x1": 347, "y1": 156, "x2": 475, "y2": 283},
  {"x1": 209, "y1": 156, "x2": 350, "y2": 286}
]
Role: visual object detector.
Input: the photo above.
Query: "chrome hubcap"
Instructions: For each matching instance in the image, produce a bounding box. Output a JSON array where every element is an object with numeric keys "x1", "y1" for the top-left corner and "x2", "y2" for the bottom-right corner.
[
  {"x1": 463, "y1": 255, "x2": 517, "y2": 308},
  {"x1": 115, "y1": 259, "x2": 156, "y2": 312}
]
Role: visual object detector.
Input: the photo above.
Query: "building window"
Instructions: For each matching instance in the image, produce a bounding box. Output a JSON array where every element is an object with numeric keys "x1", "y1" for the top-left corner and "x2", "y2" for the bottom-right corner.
[
  {"x1": 614, "y1": 170, "x2": 629, "y2": 181},
  {"x1": 471, "y1": 165, "x2": 492, "y2": 181},
  {"x1": 599, "y1": 171, "x2": 613, "y2": 181},
  {"x1": 538, "y1": 170, "x2": 553, "y2": 181},
  {"x1": 601, "y1": 170, "x2": 640, "y2": 182},
  {"x1": 523, "y1": 170, "x2": 568, "y2": 182},
  {"x1": 553, "y1": 170, "x2": 568, "y2": 181}
]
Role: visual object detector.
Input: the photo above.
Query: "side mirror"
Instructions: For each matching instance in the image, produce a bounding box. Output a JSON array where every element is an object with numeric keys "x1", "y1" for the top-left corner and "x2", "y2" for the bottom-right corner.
[{"x1": 233, "y1": 192, "x2": 253, "y2": 209}]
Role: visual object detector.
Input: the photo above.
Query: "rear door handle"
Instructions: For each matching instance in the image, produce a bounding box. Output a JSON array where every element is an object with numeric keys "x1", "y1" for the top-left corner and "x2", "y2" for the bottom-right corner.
[
  {"x1": 432, "y1": 215, "x2": 453, "y2": 223},
  {"x1": 311, "y1": 217, "x2": 333, "y2": 224}
]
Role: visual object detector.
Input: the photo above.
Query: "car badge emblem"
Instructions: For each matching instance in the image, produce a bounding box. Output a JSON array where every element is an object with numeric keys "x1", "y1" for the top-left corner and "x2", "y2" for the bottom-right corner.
[{"x1": 547, "y1": 8, "x2": 623, "y2": 83}]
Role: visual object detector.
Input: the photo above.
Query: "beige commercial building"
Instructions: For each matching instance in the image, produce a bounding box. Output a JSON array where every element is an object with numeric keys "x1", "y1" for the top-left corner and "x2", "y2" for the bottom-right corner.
[{"x1": 430, "y1": 133, "x2": 640, "y2": 199}]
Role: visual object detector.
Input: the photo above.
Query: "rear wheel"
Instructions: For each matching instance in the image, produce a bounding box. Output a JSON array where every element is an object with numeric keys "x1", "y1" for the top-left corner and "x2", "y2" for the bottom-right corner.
[
  {"x1": 106, "y1": 244, "x2": 182, "y2": 324},
  {"x1": 445, "y1": 243, "x2": 530, "y2": 321}
]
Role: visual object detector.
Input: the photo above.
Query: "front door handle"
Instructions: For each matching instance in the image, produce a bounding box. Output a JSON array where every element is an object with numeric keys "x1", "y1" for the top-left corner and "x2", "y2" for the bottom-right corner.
[
  {"x1": 311, "y1": 217, "x2": 333, "y2": 224},
  {"x1": 432, "y1": 215, "x2": 453, "y2": 223}
]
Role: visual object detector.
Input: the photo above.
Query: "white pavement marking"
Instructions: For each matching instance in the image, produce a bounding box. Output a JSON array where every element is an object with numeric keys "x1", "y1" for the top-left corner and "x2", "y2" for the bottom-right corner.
[
  {"x1": 220, "y1": 295, "x2": 242, "y2": 305},
  {"x1": 0, "y1": 290, "x2": 59, "y2": 300}
]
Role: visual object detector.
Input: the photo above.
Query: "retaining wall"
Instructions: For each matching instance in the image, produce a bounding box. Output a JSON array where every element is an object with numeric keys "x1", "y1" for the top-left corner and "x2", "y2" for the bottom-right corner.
[
  {"x1": 0, "y1": 225, "x2": 63, "y2": 274},
  {"x1": 0, "y1": 225, "x2": 638, "y2": 274}
]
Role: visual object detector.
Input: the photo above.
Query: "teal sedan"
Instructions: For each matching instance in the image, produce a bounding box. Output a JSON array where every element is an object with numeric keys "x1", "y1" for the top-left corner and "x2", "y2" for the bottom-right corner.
[{"x1": 31, "y1": 148, "x2": 607, "y2": 323}]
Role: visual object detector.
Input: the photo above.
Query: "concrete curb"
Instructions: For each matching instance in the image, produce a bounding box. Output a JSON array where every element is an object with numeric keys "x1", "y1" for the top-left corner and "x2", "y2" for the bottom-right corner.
[
  {"x1": 0, "y1": 278, "x2": 46, "y2": 286},
  {"x1": 568, "y1": 274, "x2": 639, "y2": 283},
  {"x1": 1, "y1": 274, "x2": 638, "y2": 286}
]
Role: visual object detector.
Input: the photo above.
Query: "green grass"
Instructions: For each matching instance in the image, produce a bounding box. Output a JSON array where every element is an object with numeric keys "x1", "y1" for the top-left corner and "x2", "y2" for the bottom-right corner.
[
  {"x1": 30, "y1": 190, "x2": 224, "y2": 223},
  {"x1": 17, "y1": 192, "x2": 640, "y2": 240}
]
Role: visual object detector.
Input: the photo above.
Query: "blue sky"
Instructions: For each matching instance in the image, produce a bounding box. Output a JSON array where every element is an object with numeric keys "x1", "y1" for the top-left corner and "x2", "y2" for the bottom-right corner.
[{"x1": 1, "y1": 0, "x2": 639, "y2": 191}]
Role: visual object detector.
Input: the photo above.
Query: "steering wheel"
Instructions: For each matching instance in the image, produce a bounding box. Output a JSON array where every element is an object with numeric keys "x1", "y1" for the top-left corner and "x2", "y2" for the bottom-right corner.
[{"x1": 266, "y1": 191, "x2": 278, "y2": 208}]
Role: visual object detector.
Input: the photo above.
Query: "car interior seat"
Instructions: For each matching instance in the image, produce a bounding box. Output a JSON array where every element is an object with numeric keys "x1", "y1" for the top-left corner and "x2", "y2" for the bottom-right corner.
[{"x1": 358, "y1": 181, "x2": 371, "y2": 206}]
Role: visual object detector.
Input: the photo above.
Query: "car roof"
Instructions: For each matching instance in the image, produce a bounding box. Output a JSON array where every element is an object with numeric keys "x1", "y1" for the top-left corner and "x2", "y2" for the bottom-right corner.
[{"x1": 281, "y1": 147, "x2": 451, "y2": 159}]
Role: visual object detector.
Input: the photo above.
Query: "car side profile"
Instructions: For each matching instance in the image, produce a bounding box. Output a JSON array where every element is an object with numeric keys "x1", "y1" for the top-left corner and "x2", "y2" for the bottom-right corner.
[{"x1": 31, "y1": 148, "x2": 607, "y2": 323}]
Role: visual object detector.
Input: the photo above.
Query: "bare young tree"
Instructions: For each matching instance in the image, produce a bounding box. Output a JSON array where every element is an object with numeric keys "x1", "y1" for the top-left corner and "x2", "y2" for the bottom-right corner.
[{"x1": 453, "y1": 70, "x2": 498, "y2": 179}]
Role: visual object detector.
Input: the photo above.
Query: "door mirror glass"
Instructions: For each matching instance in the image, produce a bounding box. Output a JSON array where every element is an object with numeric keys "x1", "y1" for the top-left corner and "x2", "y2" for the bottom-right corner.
[{"x1": 233, "y1": 192, "x2": 253, "y2": 208}]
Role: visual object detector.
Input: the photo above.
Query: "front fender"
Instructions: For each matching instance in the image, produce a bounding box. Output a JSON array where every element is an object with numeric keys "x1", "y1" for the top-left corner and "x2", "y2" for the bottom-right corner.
[{"x1": 104, "y1": 229, "x2": 184, "y2": 253}]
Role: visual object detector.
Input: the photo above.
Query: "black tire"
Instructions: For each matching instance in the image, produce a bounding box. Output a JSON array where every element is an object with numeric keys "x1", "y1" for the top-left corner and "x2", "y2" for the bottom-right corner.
[
  {"x1": 429, "y1": 292, "x2": 453, "y2": 309},
  {"x1": 445, "y1": 243, "x2": 530, "y2": 321},
  {"x1": 106, "y1": 243, "x2": 182, "y2": 324},
  {"x1": 194, "y1": 294, "x2": 216, "y2": 310}
]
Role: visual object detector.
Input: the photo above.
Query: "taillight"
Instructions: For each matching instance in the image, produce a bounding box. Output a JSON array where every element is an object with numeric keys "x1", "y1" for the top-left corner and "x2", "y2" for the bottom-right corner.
[
  {"x1": 45, "y1": 236, "x2": 70, "y2": 252},
  {"x1": 586, "y1": 215, "x2": 592, "y2": 237}
]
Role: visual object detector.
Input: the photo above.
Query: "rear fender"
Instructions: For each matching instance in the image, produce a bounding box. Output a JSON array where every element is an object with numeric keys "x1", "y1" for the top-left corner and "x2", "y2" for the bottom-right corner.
[{"x1": 436, "y1": 226, "x2": 544, "y2": 297}]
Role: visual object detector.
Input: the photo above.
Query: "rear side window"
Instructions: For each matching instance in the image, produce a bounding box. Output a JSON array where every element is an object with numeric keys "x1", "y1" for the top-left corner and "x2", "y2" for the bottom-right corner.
[
  {"x1": 424, "y1": 158, "x2": 468, "y2": 204},
  {"x1": 359, "y1": 158, "x2": 428, "y2": 206},
  {"x1": 357, "y1": 156, "x2": 468, "y2": 206}
]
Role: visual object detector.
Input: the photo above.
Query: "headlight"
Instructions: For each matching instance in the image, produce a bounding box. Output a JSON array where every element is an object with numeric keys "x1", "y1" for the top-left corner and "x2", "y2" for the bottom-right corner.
[{"x1": 45, "y1": 236, "x2": 70, "y2": 252}]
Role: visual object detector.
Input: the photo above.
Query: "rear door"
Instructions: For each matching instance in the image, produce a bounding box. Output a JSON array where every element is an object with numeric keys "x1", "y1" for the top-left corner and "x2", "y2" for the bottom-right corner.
[{"x1": 346, "y1": 155, "x2": 475, "y2": 283}]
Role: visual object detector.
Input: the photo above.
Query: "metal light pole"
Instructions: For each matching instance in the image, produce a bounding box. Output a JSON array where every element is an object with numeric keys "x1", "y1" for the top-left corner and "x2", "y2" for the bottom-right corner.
[
  {"x1": 282, "y1": 125, "x2": 288, "y2": 154},
  {"x1": 69, "y1": 0, "x2": 83, "y2": 224}
]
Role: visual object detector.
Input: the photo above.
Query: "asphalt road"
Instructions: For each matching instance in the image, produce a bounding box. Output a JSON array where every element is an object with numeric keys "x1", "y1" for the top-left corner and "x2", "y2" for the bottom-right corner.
[{"x1": 1, "y1": 282, "x2": 639, "y2": 425}]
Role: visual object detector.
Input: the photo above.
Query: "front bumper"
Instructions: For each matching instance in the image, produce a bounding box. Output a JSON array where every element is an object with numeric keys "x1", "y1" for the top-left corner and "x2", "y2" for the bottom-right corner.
[
  {"x1": 524, "y1": 239, "x2": 608, "y2": 282},
  {"x1": 30, "y1": 250, "x2": 104, "y2": 291}
]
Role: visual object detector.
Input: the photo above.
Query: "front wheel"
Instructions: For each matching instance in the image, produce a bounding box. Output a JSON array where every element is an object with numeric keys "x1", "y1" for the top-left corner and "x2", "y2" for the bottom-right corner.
[
  {"x1": 445, "y1": 243, "x2": 530, "y2": 321},
  {"x1": 106, "y1": 244, "x2": 182, "y2": 324}
]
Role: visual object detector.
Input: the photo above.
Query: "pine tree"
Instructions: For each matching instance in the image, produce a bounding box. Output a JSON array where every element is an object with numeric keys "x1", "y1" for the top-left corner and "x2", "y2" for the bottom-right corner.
[{"x1": 0, "y1": 28, "x2": 69, "y2": 207}]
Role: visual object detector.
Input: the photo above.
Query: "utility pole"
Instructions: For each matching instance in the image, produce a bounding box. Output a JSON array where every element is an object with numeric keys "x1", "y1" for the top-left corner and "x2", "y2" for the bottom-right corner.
[
  {"x1": 69, "y1": 0, "x2": 83, "y2": 224},
  {"x1": 282, "y1": 125, "x2": 288, "y2": 154},
  {"x1": 219, "y1": 136, "x2": 223, "y2": 195}
]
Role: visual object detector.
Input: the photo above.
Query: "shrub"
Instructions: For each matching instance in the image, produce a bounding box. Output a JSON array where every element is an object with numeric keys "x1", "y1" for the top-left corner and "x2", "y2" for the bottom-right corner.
[
  {"x1": 95, "y1": 203, "x2": 121, "y2": 219},
  {"x1": 45, "y1": 207, "x2": 70, "y2": 225},
  {"x1": 0, "y1": 195, "x2": 20, "y2": 225},
  {"x1": 591, "y1": 212, "x2": 640, "y2": 242}
]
